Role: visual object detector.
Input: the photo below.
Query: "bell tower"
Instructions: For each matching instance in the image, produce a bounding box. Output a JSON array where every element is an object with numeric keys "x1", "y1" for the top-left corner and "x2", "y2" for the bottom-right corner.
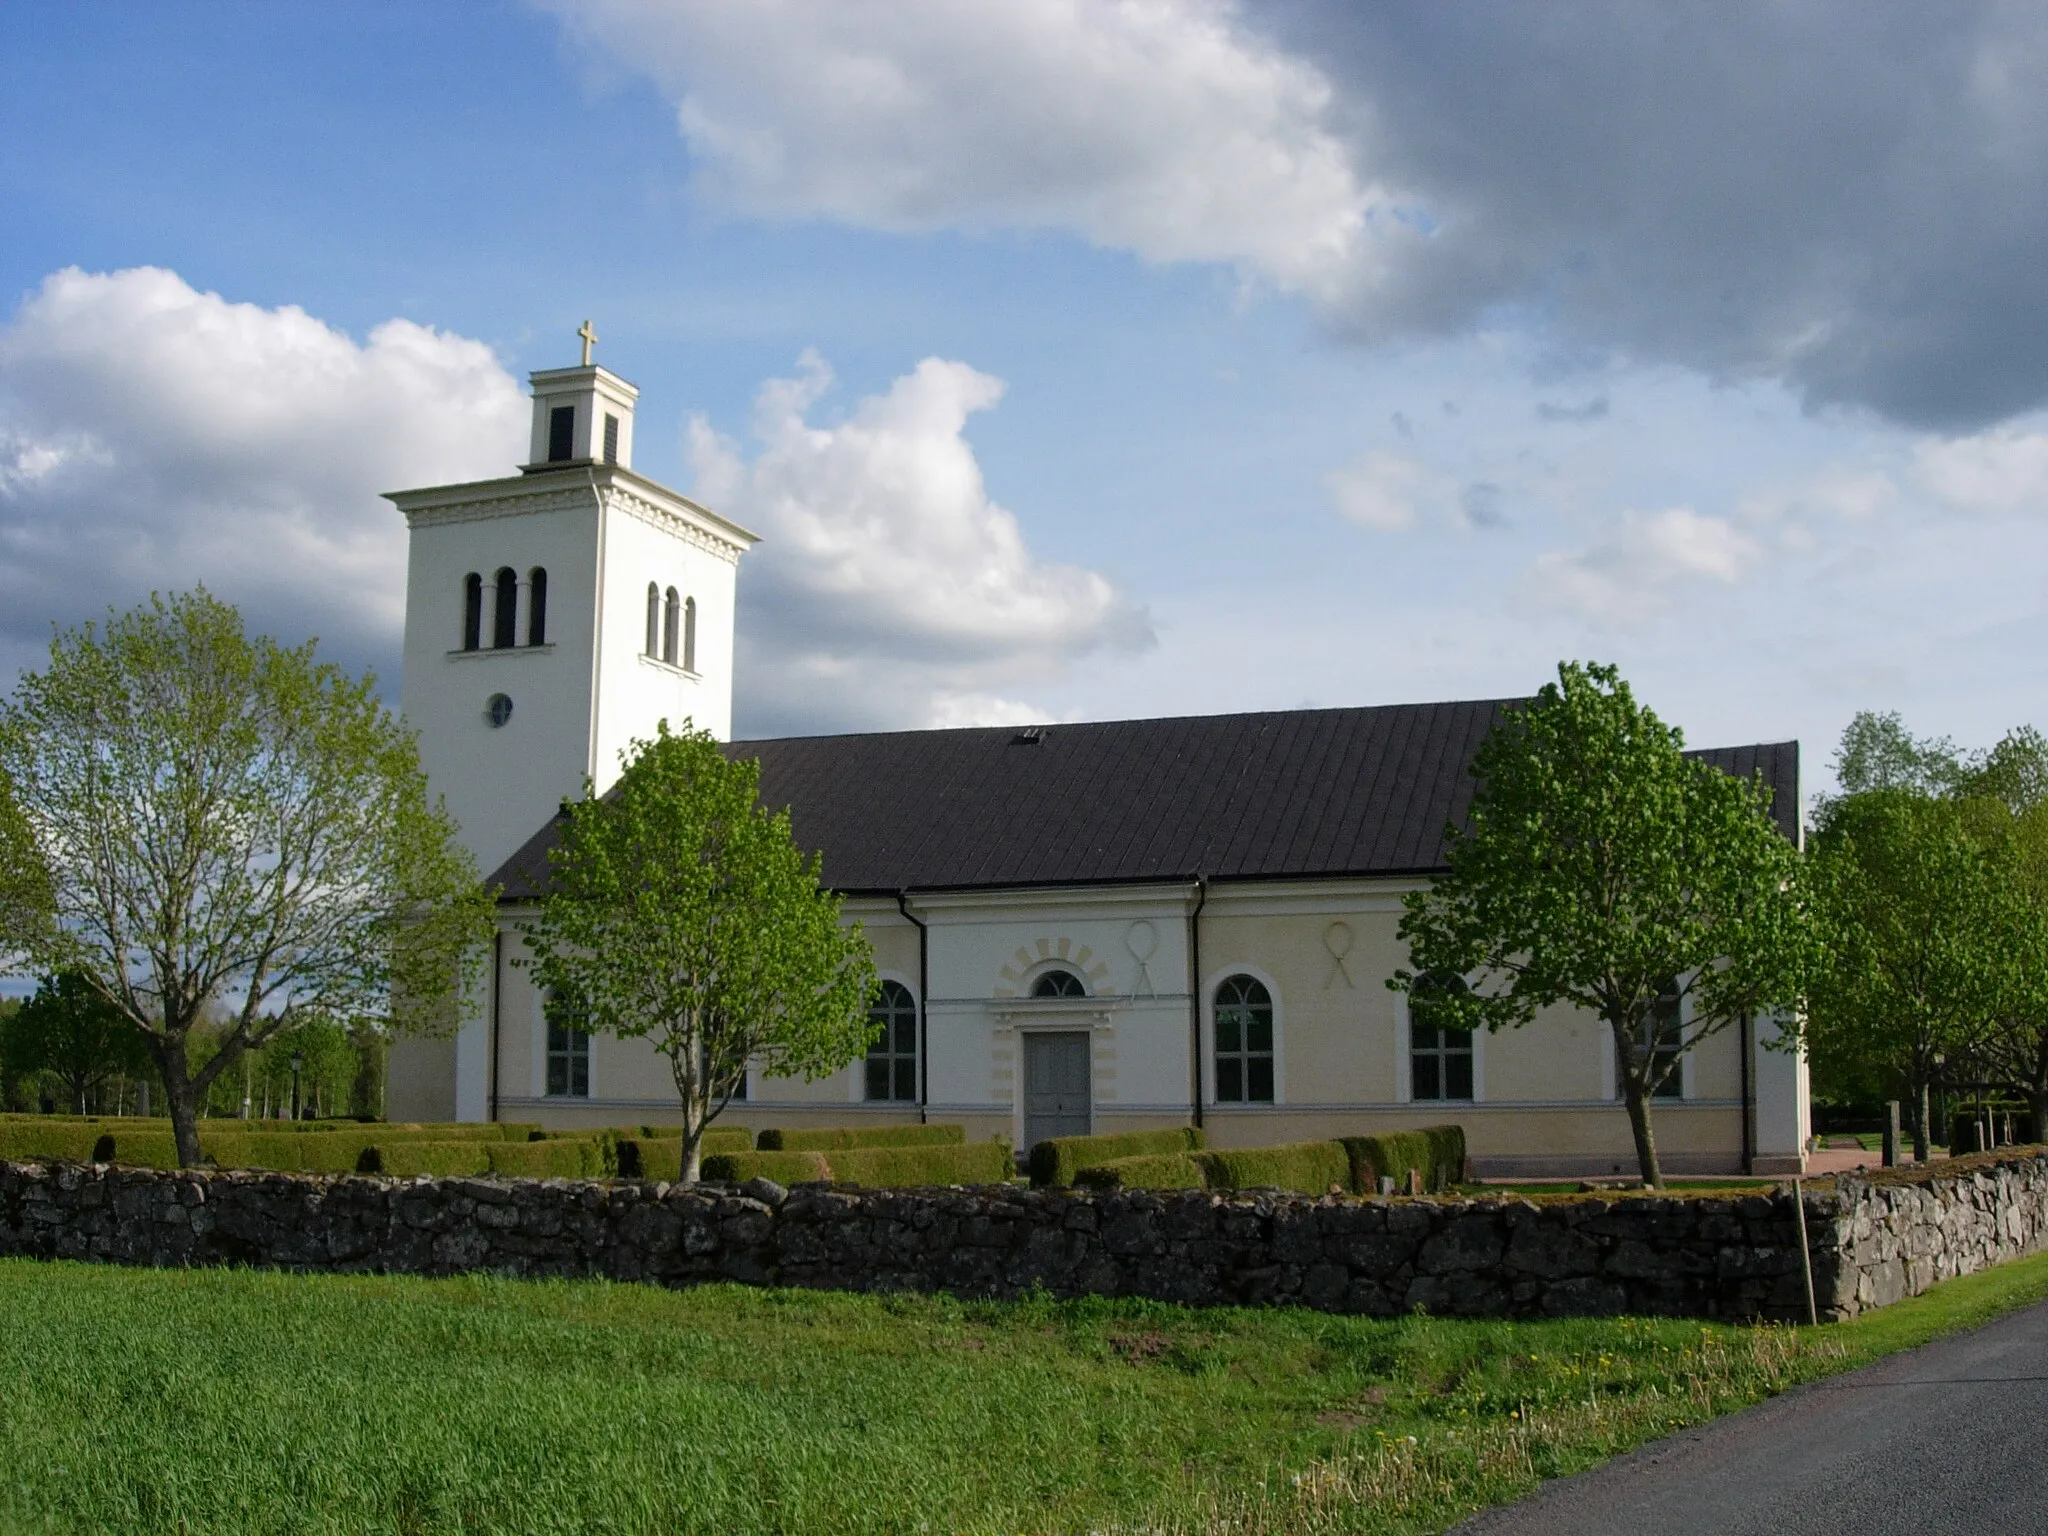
[{"x1": 387, "y1": 325, "x2": 759, "y2": 1117}]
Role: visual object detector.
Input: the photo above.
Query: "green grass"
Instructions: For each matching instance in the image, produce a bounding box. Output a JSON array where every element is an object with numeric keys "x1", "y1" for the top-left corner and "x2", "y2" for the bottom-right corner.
[{"x1": 1, "y1": 1252, "x2": 2045, "y2": 1536}]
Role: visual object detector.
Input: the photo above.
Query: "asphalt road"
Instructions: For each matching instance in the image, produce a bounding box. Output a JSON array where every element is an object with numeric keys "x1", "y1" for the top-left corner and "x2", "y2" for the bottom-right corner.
[{"x1": 1454, "y1": 1298, "x2": 2048, "y2": 1535}]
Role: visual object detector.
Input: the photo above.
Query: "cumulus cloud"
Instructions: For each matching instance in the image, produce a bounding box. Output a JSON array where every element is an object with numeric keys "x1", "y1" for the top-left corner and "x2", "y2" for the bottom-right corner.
[
  {"x1": 1914, "y1": 423, "x2": 2048, "y2": 513},
  {"x1": 549, "y1": 1, "x2": 2048, "y2": 430},
  {"x1": 543, "y1": 0, "x2": 1391, "y2": 304},
  {"x1": 689, "y1": 350, "x2": 1151, "y2": 735},
  {"x1": 0, "y1": 266, "x2": 525, "y2": 678},
  {"x1": 1530, "y1": 508, "x2": 1762, "y2": 627}
]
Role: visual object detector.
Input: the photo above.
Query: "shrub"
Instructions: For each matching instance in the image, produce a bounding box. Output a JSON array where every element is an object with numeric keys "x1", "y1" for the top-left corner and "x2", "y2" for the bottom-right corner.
[
  {"x1": 757, "y1": 1123, "x2": 964, "y2": 1151},
  {"x1": 1028, "y1": 1126, "x2": 1207, "y2": 1187},
  {"x1": 1338, "y1": 1126, "x2": 1467, "y2": 1195},
  {"x1": 700, "y1": 1149, "x2": 833, "y2": 1185},
  {"x1": 1203, "y1": 1140, "x2": 1353, "y2": 1194},
  {"x1": 486, "y1": 1139, "x2": 598, "y2": 1179},
  {"x1": 0, "y1": 1122, "x2": 105, "y2": 1162},
  {"x1": 824, "y1": 1140, "x2": 1013, "y2": 1187},
  {"x1": 376, "y1": 1141, "x2": 494, "y2": 1177},
  {"x1": 1073, "y1": 1152, "x2": 1211, "y2": 1191}
]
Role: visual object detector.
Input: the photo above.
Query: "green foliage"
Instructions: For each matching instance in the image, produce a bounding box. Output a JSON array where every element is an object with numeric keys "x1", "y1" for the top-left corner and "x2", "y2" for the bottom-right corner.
[
  {"x1": 484, "y1": 1138, "x2": 602, "y2": 1179},
  {"x1": 1394, "y1": 661, "x2": 1809, "y2": 1186},
  {"x1": 1203, "y1": 1140, "x2": 1354, "y2": 1194},
  {"x1": 376, "y1": 1141, "x2": 495, "y2": 1178},
  {"x1": 0, "y1": 590, "x2": 493, "y2": 1167},
  {"x1": 5, "y1": 972, "x2": 151, "y2": 1114},
  {"x1": 1074, "y1": 1151, "x2": 1211, "y2": 1190},
  {"x1": 757, "y1": 1123, "x2": 963, "y2": 1151},
  {"x1": 1028, "y1": 1126, "x2": 1207, "y2": 1187},
  {"x1": 699, "y1": 1149, "x2": 833, "y2": 1185},
  {"x1": 1340, "y1": 1127, "x2": 1469, "y2": 1195},
  {"x1": 619, "y1": 1127, "x2": 750, "y2": 1181},
  {"x1": 823, "y1": 1140, "x2": 1014, "y2": 1187},
  {"x1": 521, "y1": 723, "x2": 878, "y2": 1183},
  {"x1": 6, "y1": 1254, "x2": 2044, "y2": 1535}
]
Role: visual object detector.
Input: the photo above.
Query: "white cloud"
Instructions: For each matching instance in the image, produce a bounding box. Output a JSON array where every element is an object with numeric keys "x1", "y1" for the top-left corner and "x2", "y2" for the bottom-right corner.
[
  {"x1": 1914, "y1": 424, "x2": 2048, "y2": 513},
  {"x1": 691, "y1": 350, "x2": 1150, "y2": 734},
  {"x1": 1530, "y1": 507, "x2": 1762, "y2": 626},
  {"x1": 546, "y1": 0, "x2": 1388, "y2": 303},
  {"x1": 0, "y1": 266, "x2": 525, "y2": 676},
  {"x1": 1325, "y1": 451, "x2": 1447, "y2": 532}
]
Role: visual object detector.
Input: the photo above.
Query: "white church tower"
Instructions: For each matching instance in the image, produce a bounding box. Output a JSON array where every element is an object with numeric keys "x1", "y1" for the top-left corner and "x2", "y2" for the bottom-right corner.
[
  {"x1": 391, "y1": 324, "x2": 757, "y2": 883},
  {"x1": 386, "y1": 327, "x2": 756, "y2": 1122}
]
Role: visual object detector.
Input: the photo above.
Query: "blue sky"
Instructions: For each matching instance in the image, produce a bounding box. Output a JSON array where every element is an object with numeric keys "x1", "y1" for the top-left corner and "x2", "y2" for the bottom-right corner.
[{"x1": 4, "y1": 2, "x2": 2047, "y2": 789}]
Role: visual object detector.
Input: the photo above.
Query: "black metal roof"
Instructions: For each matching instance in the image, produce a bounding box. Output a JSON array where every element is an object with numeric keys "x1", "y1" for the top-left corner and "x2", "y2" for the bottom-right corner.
[{"x1": 490, "y1": 701, "x2": 1799, "y2": 899}]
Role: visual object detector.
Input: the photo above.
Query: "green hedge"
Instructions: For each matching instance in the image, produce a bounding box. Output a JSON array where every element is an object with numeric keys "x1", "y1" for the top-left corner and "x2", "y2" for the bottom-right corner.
[
  {"x1": 0, "y1": 1123, "x2": 102, "y2": 1162},
  {"x1": 756, "y1": 1123, "x2": 964, "y2": 1151},
  {"x1": 1074, "y1": 1152, "x2": 1211, "y2": 1191},
  {"x1": 1028, "y1": 1126, "x2": 1207, "y2": 1187},
  {"x1": 1204, "y1": 1140, "x2": 1353, "y2": 1194},
  {"x1": 700, "y1": 1149, "x2": 834, "y2": 1185},
  {"x1": 374, "y1": 1141, "x2": 496, "y2": 1177},
  {"x1": 1339, "y1": 1127, "x2": 1466, "y2": 1195},
  {"x1": 484, "y1": 1139, "x2": 600, "y2": 1179},
  {"x1": 824, "y1": 1140, "x2": 1013, "y2": 1187}
]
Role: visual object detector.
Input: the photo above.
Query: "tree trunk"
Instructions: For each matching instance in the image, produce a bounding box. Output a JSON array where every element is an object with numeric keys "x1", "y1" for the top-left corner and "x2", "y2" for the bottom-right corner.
[
  {"x1": 681, "y1": 1122, "x2": 702, "y2": 1184},
  {"x1": 1915, "y1": 1077, "x2": 1931, "y2": 1163},
  {"x1": 148, "y1": 1034, "x2": 208, "y2": 1168},
  {"x1": 1622, "y1": 1087, "x2": 1664, "y2": 1187}
]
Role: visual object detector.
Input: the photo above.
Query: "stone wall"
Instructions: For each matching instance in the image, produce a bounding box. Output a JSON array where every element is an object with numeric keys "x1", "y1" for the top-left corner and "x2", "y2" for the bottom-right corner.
[{"x1": 4, "y1": 1152, "x2": 2044, "y2": 1321}]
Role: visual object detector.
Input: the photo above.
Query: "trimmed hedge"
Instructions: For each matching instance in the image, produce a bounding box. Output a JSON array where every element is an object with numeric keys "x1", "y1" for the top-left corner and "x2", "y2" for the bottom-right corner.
[
  {"x1": 757, "y1": 1123, "x2": 964, "y2": 1151},
  {"x1": 1204, "y1": 1140, "x2": 1353, "y2": 1194},
  {"x1": 1074, "y1": 1152, "x2": 1210, "y2": 1191},
  {"x1": 824, "y1": 1140, "x2": 1013, "y2": 1187},
  {"x1": 484, "y1": 1139, "x2": 600, "y2": 1179},
  {"x1": 700, "y1": 1149, "x2": 833, "y2": 1185},
  {"x1": 1339, "y1": 1127, "x2": 1466, "y2": 1195},
  {"x1": 375, "y1": 1141, "x2": 495, "y2": 1178},
  {"x1": 1028, "y1": 1126, "x2": 1207, "y2": 1187}
]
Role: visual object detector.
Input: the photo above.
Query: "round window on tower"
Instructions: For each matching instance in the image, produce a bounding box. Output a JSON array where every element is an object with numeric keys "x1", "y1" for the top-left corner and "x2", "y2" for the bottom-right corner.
[{"x1": 485, "y1": 693, "x2": 514, "y2": 729}]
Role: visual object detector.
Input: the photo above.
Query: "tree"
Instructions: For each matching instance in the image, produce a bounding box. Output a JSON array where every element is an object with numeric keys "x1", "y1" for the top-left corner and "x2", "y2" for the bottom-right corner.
[
  {"x1": 5, "y1": 971, "x2": 153, "y2": 1113},
  {"x1": 0, "y1": 590, "x2": 493, "y2": 1165},
  {"x1": 522, "y1": 722, "x2": 878, "y2": 1183},
  {"x1": 1805, "y1": 789, "x2": 2012, "y2": 1159},
  {"x1": 1392, "y1": 662, "x2": 1809, "y2": 1187}
]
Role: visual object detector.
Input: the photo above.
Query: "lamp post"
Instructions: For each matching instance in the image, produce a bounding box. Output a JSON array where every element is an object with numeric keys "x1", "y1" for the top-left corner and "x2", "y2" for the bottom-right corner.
[{"x1": 290, "y1": 1050, "x2": 304, "y2": 1122}]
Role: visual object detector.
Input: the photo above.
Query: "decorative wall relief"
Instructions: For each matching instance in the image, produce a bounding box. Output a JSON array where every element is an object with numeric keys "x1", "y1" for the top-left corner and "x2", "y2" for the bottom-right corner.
[
  {"x1": 1125, "y1": 920, "x2": 1158, "y2": 997},
  {"x1": 1323, "y1": 921, "x2": 1356, "y2": 989}
]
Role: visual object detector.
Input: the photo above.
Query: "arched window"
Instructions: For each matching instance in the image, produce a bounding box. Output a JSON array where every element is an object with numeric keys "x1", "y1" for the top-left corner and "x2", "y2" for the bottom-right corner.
[
  {"x1": 865, "y1": 980, "x2": 919, "y2": 1102},
  {"x1": 544, "y1": 990, "x2": 590, "y2": 1099},
  {"x1": 1213, "y1": 974, "x2": 1274, "y2": 1103},
  {"x1": 1031, "y1": 969, "x2": 1086, "y2": 998},
  {"x1": 662, "y1": 586, "x2": 680, "y2": 665},
  {"x1": 1645, "y1": 980, "x2": 1686, "y2": 1100},
  {"x1": 492, "y1": 567, "x2": 517, "y2": 650},
  {"x1": 682, "y1": 595, "x2": 697, "y2": 672},
  {"x1": 461, "y1": 573, "x2": 482, "y2": 651},
  {"x1": 1408, "y1": 972, "x2": 1473, "y2": 1102},
  {"x1": 645, "y1": 582, "x2": 660, "y2": 657},
  {"x1": 527, "y1": 567, "x2": 548, "y2": 646}
]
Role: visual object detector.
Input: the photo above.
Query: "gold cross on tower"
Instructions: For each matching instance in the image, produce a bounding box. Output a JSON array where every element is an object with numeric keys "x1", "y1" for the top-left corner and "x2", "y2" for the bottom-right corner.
[{"x1": 577, "y1": 319, "x2": 598, "y2": 367}]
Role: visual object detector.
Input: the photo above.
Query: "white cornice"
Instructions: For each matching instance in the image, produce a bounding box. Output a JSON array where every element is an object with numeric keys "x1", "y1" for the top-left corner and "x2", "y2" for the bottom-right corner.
[{"x1": 385, "y1": 465, "x2": 758, "y2": 562}]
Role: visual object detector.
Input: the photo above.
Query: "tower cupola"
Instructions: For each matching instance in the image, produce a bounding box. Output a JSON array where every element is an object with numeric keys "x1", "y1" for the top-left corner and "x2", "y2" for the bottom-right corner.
[{"x1": 524, "y1": 319, "x2": 638, "y2": 470}]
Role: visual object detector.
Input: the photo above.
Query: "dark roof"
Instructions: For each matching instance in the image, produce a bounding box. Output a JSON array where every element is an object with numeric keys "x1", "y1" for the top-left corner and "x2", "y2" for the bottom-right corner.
[{"x1": 492, "y1": 700, "x2": 1799, "y2": 900}]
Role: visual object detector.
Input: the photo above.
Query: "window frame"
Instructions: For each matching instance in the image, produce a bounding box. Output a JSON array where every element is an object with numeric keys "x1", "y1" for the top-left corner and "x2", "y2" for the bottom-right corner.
[
  {"x1": 863, "y1": 978, "x2": 920, "y2": 1103},
  {"x1": 526, "y1": 567, "x2": 548, "y2": 646},
  {"x1": 1400, "y1": 972, "x2": 1480, "y2": 1104},
  {"x1": 461, "y1": 572, "x2": 483, "y2": 652},
  {"x1": 1029, "y1": 968, "x2": 1088, "y2": 999},
  {"x1": 542, "y1": 991, "x2": 591, "y2": 1100},
  {"x1": 1210, "y1": 971, "x2": 1277, "y2": 1106}
]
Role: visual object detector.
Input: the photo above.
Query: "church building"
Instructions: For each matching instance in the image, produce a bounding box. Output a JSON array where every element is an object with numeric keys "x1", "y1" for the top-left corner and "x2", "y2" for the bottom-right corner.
[{"x1": 386, "y1": 341, "x2": 1810, "y2": 1179}]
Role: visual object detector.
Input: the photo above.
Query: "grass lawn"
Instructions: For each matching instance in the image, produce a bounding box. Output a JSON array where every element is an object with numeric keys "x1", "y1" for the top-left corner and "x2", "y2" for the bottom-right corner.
[{"x1": 2, "y1": 1254, "x2": 2046, "y2": 1535}]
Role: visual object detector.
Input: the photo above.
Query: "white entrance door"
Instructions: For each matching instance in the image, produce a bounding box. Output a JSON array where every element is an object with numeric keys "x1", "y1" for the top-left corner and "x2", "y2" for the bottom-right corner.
[{"x1": 1023, "y1": 1031, "x2": 1092, "y2": 1150}]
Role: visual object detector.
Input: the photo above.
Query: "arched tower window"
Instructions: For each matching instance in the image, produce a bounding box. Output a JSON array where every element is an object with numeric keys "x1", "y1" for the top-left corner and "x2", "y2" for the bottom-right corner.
[
  {"x1": 492, "y1": 567, "x2": 517, "y2": 650},
  {"x1": 1031, "y1": 969, "x2": 1086, "y2": 999},
  {"x1": 683, "y1": 595, "x2": 697, "y2": 672},
  {"x1": 662, "y1": 586, "x2": 680, "y2": 665},
  {"x1": 865, "y1": 980, "x2": 919, "y2": 1102},
  {"x1": 645, "y1": 583, "x2": 660, "y2": 657},
  {"x1": 1213, "y1": 974, "x2": 1274, "y2": 1103},
  {"x1": 527, "y1": 567, "x2": 548, "y2": 646},
  {"x1": 461, "y1": 573, "x2": 482, "y2": 652}
]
